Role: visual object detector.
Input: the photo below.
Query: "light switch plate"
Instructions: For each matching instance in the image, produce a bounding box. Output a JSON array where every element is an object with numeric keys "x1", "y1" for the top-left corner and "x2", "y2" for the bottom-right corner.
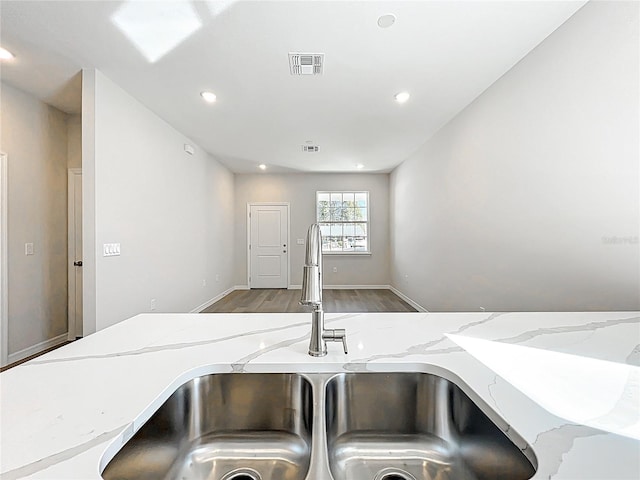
[
  {"x1": 103, "y1": 243, "x2": 121, "y2": 257},
  {"x1": 25, "y1": 243, "x2": 34, "y2": 255},
  {"x1": 296, "y1": 238, "x2": 305, "y2": 245}
]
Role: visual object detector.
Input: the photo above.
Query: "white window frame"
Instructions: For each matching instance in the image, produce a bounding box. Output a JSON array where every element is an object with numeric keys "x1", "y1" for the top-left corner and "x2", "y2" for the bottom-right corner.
[{"x1": 316, "y1": 191, "x2": 371, "y2": 255}]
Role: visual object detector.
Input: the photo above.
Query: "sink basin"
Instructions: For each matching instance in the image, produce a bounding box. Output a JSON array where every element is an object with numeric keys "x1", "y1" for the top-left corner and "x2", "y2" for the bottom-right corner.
[
  {"x1": 102, "y1": 373, "x2": 313, "y2": 480},
  {"x1": 102, "y1": 371, "x2": 536, "y2": 480},
  {"x1": 325, "y1": 373, "x2": 536, "y2": 480}
]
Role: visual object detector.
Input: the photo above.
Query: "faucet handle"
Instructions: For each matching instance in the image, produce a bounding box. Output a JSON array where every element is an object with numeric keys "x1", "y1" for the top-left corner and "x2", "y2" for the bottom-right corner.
[
  {"x1": 340, "y1": 332, "x2": 348, "y2": 354},
  {"x1": 323, "y1": 329, "x2": 348, "y2": 355}
]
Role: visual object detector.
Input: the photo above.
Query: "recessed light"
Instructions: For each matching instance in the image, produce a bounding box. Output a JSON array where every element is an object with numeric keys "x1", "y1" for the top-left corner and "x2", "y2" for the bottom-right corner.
[
  {"x1": 0, "y1": 47, "x2": 15, "y2": 60},
  {"x1": 356, "y1": 164, "x2": 365, "y2": 169},
  {"x1": 258, "y1": 164, "x2": 267, "y2": 170},
  {"x1": 394, "y1": 91, "x2": 410, "y2": 103},
  {"x1": 377, "y1": 14, "x2": 396, "y2": 28},
  {"x1": 200, "y1": 91, "x2": 217, "y2": 103}
]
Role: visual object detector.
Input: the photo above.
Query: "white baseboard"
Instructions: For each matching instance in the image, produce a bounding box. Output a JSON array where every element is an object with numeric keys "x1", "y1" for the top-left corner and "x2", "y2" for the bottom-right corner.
[
  {"x1": 389, "y1": 286, "x2": 428, "y2": 312},
  {"x1": 7, "y1": 333, "x2": 68, "y2": 365},
  {"x1": 327, "y1": 284, "x2": 390, "y2": 290},
  {"x1": 234, "y1": 285, "x2": 250, "y2": 290},
  {"x1": 290, "y1": 284, "x2": 390, "y2": 290},
  {"x1": 191, "y1": 287, "x2": 235, "y2": 313}
]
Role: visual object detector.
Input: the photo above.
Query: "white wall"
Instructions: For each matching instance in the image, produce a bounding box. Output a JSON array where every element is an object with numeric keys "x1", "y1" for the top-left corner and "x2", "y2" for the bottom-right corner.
[
  {"x1": 83, "y1": 70, "x2": 235, "y2": 332},
  {"x1": 0, "y1": 82, "x2": 69, "y2": 354},
  {"x1": 82, "y1": 69, "x2": 97, "y2": 335},
  {"x1": 234, "y1": 173, "x2": 390, "y2": 287},
  {"x1": 390, "y1": 0, "x2": 639, "y2": 311}
]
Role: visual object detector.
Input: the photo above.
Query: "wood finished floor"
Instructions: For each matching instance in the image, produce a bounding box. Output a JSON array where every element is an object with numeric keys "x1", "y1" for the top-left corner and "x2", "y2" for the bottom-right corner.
[
  {"x1": 201, "y1": 288, "x2": 417, "y2": 313},
  {"x1": 2, "y1": 290, "x2": 414, "y2": 372}
]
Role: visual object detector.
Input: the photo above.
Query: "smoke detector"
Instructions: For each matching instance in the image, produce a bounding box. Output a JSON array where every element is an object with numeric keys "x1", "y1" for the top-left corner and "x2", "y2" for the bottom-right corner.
[
  {"x1": 289, "y1": 53, "x2": 324, "y2": 75},
  {"x1": 302, "y1": 145, "x2": 319, "y2": 152}
]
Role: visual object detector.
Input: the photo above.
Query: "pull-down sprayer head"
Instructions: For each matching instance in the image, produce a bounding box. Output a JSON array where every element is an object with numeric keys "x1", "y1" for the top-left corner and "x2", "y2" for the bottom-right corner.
[{"x1": 300, "y1": 223, "x2": 322, "y2": 306}]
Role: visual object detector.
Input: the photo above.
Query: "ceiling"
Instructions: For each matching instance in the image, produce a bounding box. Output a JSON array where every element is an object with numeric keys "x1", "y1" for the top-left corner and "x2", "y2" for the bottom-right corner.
[{"x1": 0, "y1": 0, "x2": 587, "y2": 173}]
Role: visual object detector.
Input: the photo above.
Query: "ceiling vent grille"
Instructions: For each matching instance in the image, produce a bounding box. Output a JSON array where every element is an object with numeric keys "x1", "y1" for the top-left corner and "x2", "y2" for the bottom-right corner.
[
  {"x1": 302, "y1": 145, "x2": 319, "y2": 152},
  {"x1": 289, "y1": 53, "x2": 324, "y2": 75}
]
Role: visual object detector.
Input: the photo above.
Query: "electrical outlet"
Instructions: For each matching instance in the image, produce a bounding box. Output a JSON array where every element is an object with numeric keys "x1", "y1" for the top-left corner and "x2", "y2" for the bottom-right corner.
[
  {"x1": 215, "y1": 274, "x2": 220, "y2": 282},
  {"x1": 332, "y1": 266, "x2": 338, "y2": 273},
  {"x1": 404, "y1": 274, "x2": 409, "y2": 284},
  {"x1": 150, "y1": 298, "x2": 156, "y2": 311},
  {"x1": 296, "y1": 238, "x2": 305, "y2": 245},
  {"x1": 202, "y1": 279, "x2": 207, "y2": 287}
]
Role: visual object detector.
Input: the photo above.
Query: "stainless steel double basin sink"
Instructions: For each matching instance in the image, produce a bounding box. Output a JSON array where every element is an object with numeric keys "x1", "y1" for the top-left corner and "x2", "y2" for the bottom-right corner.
[{"x1": 102, "y1": 372, "x2": 536, "y2": 480}]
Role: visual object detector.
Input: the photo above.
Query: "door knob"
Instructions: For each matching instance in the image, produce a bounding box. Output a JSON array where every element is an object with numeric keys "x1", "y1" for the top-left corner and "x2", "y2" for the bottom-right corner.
[
  {"x1": 74, "y1": 261, "x2": 83, "y2": 267},
  {"x1": 283, "y1": 250, "x2": 287, "y2": 253}
]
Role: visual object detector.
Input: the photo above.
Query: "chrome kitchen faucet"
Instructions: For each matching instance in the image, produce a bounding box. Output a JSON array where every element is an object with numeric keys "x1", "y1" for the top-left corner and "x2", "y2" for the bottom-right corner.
[{"x1": 300, "y1": 223, "x2": 348, "y2": 356}]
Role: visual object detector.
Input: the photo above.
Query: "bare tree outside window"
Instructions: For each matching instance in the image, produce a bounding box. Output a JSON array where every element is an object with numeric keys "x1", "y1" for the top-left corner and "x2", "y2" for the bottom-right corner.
[{"x1": 317, "y1": 191, "x2": 369, "y2": 253}]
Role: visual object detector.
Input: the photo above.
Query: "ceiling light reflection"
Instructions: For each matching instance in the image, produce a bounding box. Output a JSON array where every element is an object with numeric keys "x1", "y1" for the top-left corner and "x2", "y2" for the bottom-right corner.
[
  {"x1": 111, "y1": 0, "x2": 202, "y2": 63},
  {"x1": 447, "y1": 334, "x2": 640, "y2": 440},
  {"x1": 0, "y1": 47, "x2": 15, "y2": 60},
  {"x1": 201, "y1": 91, "x2": 217, "y2": 103},
  {"x1": 206, "y1": 0, "x2": 240, "y2": 17},
  {"x1": 394, "y1": 91, "x2": 410, "y2": 103}
]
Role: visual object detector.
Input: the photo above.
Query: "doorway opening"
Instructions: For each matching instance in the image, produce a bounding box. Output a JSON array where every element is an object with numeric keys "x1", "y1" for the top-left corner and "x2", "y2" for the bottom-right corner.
[{"x1": 67, "y1": 168, "x2": 83, "y2": 339}]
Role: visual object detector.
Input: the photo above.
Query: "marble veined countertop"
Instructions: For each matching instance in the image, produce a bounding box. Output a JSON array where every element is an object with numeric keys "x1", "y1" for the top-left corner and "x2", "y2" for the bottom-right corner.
[{"x1": 1, "y1": 311, "x2": 639, "y2": 479}]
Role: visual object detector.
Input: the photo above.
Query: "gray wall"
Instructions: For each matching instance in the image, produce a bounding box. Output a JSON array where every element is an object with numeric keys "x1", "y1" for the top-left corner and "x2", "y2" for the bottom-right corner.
[
  {"x1": 67, "y1": 114, "x2": 81, "y2": 169},
  {"x1": 390, "y1": 0, "x2": 639, "y2": 311},
  {"x1": 83, "y1": 70, "x2": 236, "y2": 332},
  {"x1": 0, "y1": 82, "x2": 69, "y2": 354},
  {"x1": 234, "y1": 173, "x2": 390, "y2": 287}
]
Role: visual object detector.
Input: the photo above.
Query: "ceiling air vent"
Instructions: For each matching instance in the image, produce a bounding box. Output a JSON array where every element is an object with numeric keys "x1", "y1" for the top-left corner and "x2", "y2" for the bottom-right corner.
[
  {"x1": 302, "y1": 145, "x2": 319, "y2": 152},
  {"x1": 289, "y1": 53, "x2": 324, "y2": 75}
]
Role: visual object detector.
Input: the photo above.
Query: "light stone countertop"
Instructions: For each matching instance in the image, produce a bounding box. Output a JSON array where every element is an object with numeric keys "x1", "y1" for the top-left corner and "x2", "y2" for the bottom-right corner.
[{"x1": 0, "y1": 311, "x2": 638, "y2": 479}]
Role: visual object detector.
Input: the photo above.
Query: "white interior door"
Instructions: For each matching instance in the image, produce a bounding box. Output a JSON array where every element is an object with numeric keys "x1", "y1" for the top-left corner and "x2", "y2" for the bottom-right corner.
[
  {"x1": 68, "y1": 169, "x2": 83, "y2": 339},
  {"x1": 249, "y1": 204, "x2": 289, "y2": 288},
  {"x1": 1, "y1": 153, "x2": 7, "y2": 367}
]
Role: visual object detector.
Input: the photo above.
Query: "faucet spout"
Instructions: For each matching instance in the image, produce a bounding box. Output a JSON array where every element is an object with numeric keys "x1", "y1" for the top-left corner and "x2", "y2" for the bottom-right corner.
[{"x1": 300, "y1": 224, "x2": 348, "y2": 356}]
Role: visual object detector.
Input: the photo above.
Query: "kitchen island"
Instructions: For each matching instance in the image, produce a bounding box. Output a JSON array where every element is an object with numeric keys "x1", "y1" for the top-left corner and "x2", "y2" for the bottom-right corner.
[{"x1": 1, "y1": 311, "x2": 638, "y2": 479}]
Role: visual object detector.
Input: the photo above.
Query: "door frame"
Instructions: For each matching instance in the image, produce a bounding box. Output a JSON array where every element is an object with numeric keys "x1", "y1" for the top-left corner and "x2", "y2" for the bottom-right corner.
[
  {"x1": 67, "y1": 168, "x2": 82, "y2": 340},
  {"x1": 1, "y1": 153, "x2": 8, "y2": 367},
  {"x1": 246, "y1": 202, "x2": 290, "y2": 289}
]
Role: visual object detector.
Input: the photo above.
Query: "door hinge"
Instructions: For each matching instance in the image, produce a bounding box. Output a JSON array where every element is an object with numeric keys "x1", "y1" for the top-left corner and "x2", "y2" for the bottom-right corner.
[
  {"x1": 249, "y1": 276, "x2": 251, "y2": 282},
  {"x1": 249, "y1": 244, "x2": 251, "y2": 250}
]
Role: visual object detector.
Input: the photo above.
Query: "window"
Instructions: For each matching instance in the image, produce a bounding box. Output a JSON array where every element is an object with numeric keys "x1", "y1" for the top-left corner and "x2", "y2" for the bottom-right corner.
[{"x1": 317, "y1": 191, "x2": 369, "y2": 254}]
